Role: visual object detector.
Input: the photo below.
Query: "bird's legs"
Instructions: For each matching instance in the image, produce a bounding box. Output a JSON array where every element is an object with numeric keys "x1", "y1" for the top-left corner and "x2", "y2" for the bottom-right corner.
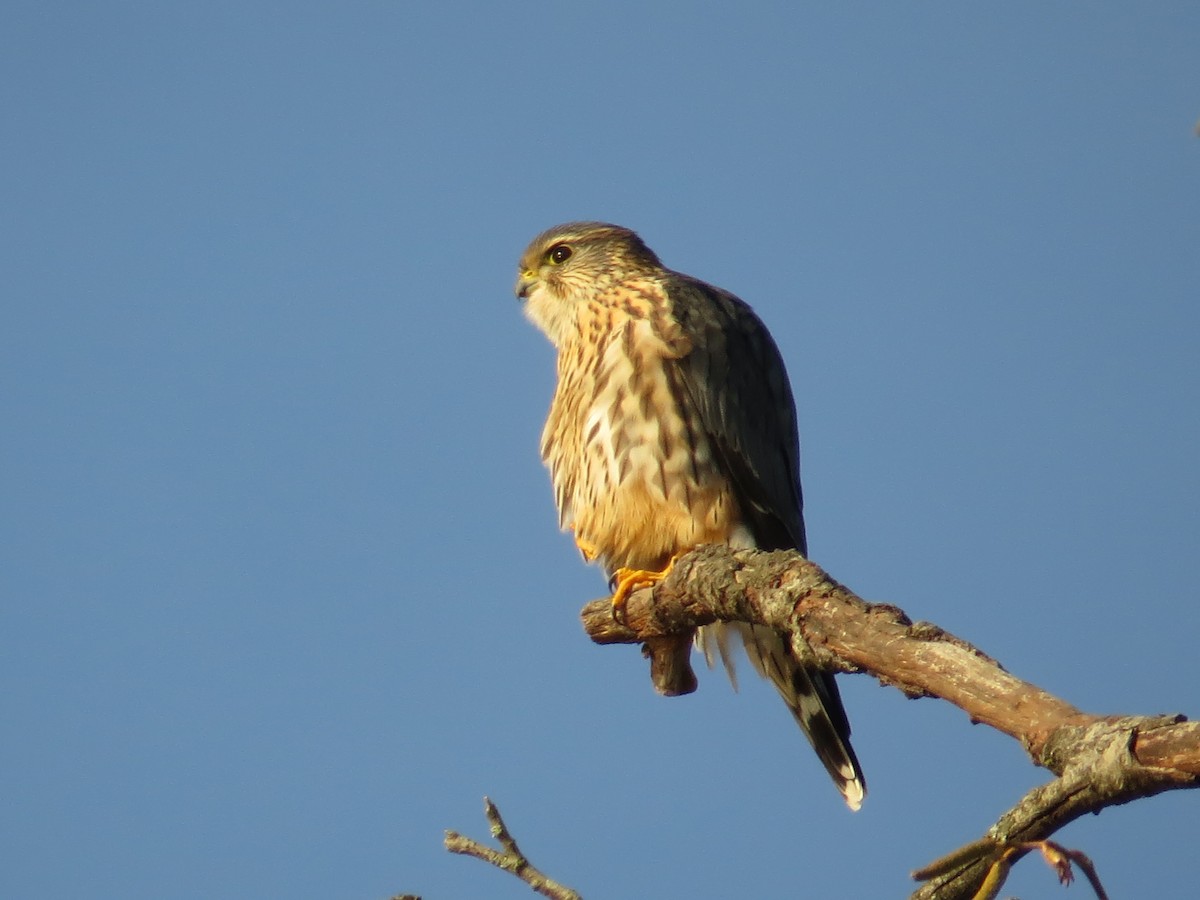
[
  {"x1": 609, "y1": 555, "x2": 678, "y2": 621},
  {"x1": 571, "y1": 525, "x2": 678, "y2": 621}
]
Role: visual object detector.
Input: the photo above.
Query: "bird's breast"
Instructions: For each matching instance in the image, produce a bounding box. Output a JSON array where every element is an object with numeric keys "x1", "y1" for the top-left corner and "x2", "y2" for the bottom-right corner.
[{"x1": 541, "y1": 319, "x2": 738, "y2": 574}]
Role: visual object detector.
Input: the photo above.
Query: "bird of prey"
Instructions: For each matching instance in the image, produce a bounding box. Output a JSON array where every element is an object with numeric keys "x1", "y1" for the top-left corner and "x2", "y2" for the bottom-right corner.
[{"x1": 516, "y1": 221, "x2": 865, "y2": 810}]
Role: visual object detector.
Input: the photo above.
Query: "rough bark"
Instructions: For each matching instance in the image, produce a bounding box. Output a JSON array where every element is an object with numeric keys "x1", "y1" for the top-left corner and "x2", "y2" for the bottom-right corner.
[{"x1": 579, "y1": 544, "x2": 1198, "y2": 899}]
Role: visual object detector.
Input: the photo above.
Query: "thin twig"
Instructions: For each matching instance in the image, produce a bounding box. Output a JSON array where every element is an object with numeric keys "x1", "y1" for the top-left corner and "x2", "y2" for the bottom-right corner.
[
  {"x1": 915, "y1": 838, "x2": 1108, "y2": 900},
  {"x1": 444, "y1": 797, "x2": 583, "y2": 900}
]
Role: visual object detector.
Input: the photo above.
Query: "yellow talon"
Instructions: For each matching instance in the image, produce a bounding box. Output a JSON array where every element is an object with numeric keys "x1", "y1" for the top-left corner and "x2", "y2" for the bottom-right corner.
[{"x1": 609, "y1": 557, "x2": 677, "y2": 622}]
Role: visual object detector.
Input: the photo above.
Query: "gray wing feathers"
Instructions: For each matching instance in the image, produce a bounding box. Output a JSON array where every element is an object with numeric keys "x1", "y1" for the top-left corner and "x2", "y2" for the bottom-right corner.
[
  {"x1": 665, "y1": 276, "x2": 807, "y2": 554},
  {"x1": 665, "y1": 274, "x2": 865, "y2": 809}
]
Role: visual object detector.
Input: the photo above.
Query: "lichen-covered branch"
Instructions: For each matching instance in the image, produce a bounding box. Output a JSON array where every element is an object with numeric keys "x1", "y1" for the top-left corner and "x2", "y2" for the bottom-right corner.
[{"x1": 579, "y1": 544, "x2": 1199, "y2": 899}]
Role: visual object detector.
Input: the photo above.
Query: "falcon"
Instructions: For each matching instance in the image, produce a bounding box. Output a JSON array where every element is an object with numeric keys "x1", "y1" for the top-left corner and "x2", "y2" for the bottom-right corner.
[{"x1": 516, "y1": 221, "x2": 865, "y2": 810}]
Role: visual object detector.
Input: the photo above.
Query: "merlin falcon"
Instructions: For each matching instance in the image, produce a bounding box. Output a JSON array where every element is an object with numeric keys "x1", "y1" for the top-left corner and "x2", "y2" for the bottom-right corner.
[{"x1": 516, "y1": 221, "x2": 865, "y2": 810}]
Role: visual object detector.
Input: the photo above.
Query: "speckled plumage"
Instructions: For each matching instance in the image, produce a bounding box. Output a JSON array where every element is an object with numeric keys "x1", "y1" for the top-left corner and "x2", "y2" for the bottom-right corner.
[{"x1": 516, "y1": 222, "x2": 865, "y2": 810}]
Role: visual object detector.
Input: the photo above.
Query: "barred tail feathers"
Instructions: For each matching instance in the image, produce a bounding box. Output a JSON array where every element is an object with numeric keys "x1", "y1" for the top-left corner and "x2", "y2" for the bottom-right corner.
[{"x1": 697, "y1": 621, "x2": 866, "y2": 811}]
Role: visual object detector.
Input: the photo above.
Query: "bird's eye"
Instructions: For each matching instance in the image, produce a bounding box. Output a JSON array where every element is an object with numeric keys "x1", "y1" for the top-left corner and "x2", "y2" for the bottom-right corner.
[{"x1": 546, "y1": 243, "x2": 573, "y2": 265}]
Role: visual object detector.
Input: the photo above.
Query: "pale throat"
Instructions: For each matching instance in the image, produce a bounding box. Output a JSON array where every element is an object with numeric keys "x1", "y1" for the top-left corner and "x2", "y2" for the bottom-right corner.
[{"x1": 522, "y1": 282, "x2": 583, "y2": 349}]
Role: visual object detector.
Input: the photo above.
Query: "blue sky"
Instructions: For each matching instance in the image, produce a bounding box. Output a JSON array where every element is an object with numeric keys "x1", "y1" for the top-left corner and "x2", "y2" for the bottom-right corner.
[{"x1": 3, "y1": 3, "x2": 1198, "y2": 898}]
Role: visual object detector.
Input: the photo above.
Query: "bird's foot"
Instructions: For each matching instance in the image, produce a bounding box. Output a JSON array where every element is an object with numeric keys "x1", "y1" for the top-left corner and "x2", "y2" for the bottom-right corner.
[{"x1": 609, "y1": 557, "x2": 676, "y2": 623}]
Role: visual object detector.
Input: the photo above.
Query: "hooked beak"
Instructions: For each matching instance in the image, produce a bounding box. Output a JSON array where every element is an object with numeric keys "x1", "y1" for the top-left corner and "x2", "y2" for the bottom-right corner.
[{"x1": 515, "y1": 271, "x2": 536, "y2": 300}]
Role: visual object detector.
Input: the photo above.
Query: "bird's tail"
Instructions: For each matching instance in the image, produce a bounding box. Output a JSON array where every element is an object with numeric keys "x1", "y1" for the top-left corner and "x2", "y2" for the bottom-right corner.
[{"x1": 698, "y1": 622, "x2": 866, "y2": 810}]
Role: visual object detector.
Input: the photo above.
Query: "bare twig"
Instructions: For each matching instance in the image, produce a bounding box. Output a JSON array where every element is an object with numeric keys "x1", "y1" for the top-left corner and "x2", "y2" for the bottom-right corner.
[
  {"x1": 444, "y1": 797, "x2": 582, "y2": 900},
  {"x1": 578, "y1": 544, "x2": 1198, "y2": 900},
  {"x1": 915, "y1": 837, "x2": 1109, "y2": 900}
]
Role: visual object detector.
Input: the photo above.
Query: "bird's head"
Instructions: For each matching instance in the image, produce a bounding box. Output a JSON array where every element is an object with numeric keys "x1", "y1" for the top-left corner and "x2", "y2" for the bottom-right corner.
[{"x1": 516, "y1": 221, "x2": 661, "y2": 347}]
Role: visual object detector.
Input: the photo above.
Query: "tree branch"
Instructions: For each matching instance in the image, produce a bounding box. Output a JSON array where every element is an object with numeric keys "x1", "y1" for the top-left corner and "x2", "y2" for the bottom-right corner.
[
  {"x1": 444, "y1": 797, "x2": 582, "y2": 900},
  {"x1": 579, "y1": 544, "x2": 1198, "y2": 899}
]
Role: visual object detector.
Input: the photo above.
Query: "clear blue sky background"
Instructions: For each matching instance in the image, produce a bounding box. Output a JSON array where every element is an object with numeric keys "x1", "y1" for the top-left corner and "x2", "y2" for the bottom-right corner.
[{"x1": 3, "y1": 3, "x2": 1197, "y2": 898}]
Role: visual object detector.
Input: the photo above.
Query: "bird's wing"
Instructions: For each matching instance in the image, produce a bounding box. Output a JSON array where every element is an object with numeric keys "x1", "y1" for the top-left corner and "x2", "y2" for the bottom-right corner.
[
  {"x1": 662, "y1": 272, "x2": 866, "y2": 810},
  {"x1": 662, "y1": 273, "x2": 807, "y2": 556}
]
